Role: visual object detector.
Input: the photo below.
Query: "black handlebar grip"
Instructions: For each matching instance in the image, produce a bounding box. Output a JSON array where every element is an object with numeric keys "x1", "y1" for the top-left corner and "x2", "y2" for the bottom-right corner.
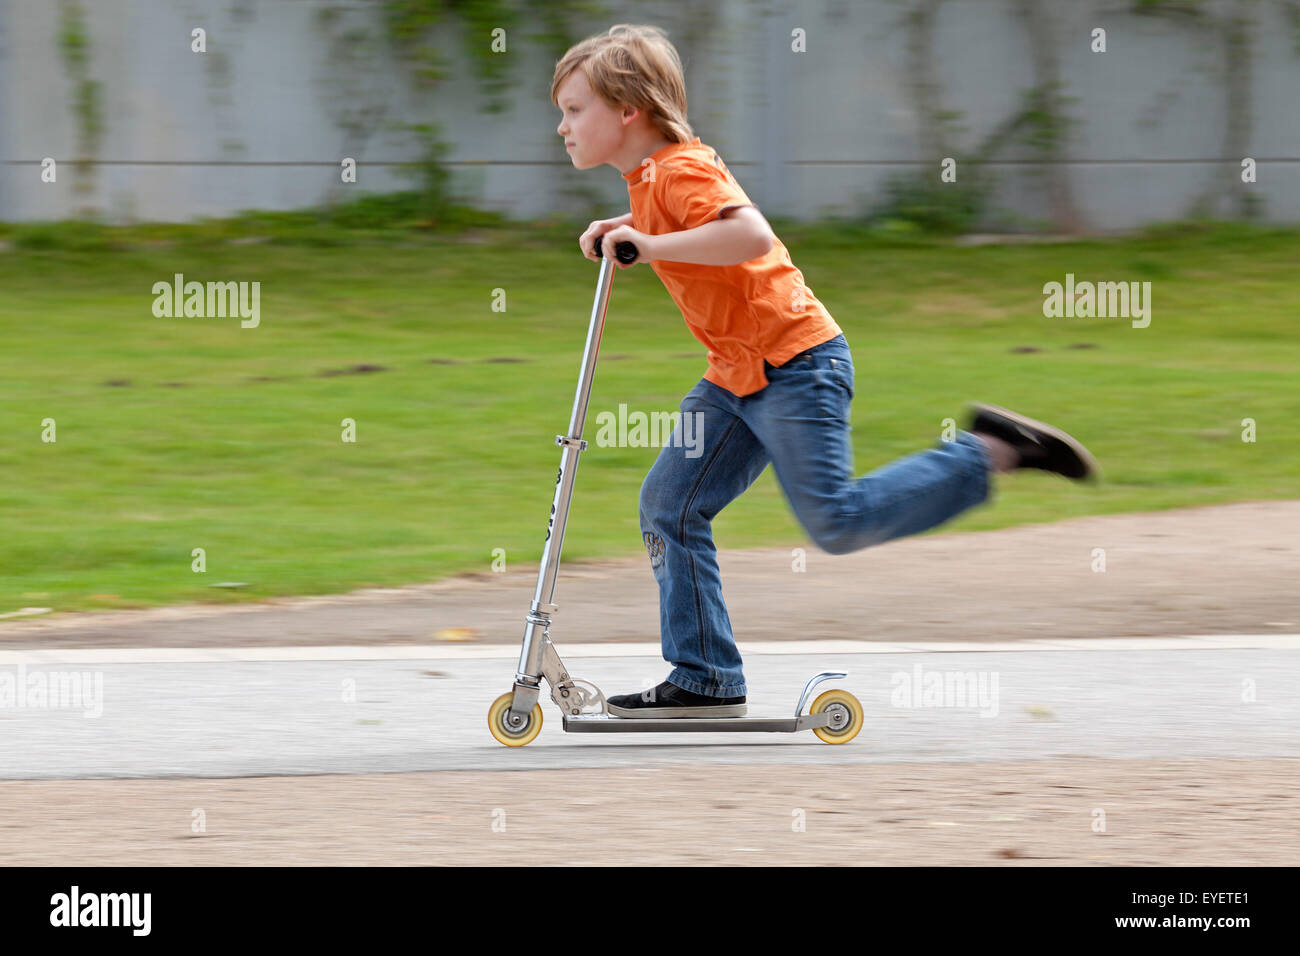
[{"x1": 594, "y1": 234, "x2": 639, "y2": 264}]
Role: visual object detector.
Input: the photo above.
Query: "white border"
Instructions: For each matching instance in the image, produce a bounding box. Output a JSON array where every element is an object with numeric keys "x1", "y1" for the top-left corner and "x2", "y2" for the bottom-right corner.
[{"x1": 2, "y1": 634, "x2": 1298, "y2": 665}]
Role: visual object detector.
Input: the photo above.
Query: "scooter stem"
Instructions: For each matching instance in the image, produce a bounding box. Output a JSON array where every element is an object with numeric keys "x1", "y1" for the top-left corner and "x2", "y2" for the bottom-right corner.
[{"x1": 514, "y1": 251, "x2": 621, "y2": 685}]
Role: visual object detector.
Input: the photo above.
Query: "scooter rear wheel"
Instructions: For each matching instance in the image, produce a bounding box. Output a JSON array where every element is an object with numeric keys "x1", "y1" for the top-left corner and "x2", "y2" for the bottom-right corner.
[
  {"x1": 810, "y1": 689, "x2": 863, "y2": 745},
  {"x1": 488, "y1": 691, "x2": 544, "y2": 747}
]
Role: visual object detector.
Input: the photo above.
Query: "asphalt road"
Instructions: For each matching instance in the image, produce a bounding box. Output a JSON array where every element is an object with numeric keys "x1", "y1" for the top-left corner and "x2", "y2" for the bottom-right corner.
[{"x1": 2, "y1": 644, "x2": 1296, "y2": 779}]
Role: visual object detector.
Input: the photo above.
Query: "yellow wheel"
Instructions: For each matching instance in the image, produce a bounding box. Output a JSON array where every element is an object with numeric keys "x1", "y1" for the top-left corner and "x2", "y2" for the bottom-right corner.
[
  {"x1": 488, "y1": 691, "x2": 543, "y2": 747},
  {"x1": 810, "y1": 688, "x2": 863, "y2": 745}
]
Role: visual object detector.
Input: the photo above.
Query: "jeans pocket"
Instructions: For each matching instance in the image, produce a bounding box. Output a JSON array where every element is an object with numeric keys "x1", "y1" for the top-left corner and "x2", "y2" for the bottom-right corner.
[{"x1": 827, "y1": 355, "x2": 855, "y2": 400}]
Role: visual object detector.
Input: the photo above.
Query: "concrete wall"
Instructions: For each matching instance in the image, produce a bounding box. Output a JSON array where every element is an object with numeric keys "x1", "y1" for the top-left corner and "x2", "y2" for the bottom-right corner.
[{"x1": 2, "y1": 0, "x2": 1298, "y2": 230}]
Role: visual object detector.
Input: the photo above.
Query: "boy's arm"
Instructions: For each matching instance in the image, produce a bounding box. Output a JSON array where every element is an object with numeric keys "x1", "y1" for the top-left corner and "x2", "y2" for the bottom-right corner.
[
  {"x1": 647, "y1": 206, "x2": 774, "y2": 266},
  {"x1": 594, "y1": 207, "x2": 774, "y2": 268}
]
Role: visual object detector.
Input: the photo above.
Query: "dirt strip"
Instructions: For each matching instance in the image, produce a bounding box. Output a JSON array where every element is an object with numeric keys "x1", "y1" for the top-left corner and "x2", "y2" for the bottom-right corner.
[
  {"x1": 2, "y1": 758, "x2": 1296, "y2": 865},
  {"x1": 1, "y1": 500, "x2": 1297, "y2": 650}
]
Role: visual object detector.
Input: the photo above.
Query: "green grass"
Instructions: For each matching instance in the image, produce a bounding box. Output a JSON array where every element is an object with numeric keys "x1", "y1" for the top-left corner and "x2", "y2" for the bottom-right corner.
[{"x1": 1, "y1": 219, "x2": 1297, "y2": 613}]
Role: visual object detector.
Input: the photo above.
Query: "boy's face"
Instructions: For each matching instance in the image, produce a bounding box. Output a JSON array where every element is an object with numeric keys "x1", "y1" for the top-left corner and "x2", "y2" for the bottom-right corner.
[{"x1": 555, "y1": 69, "x2": 631, "y2": 171}]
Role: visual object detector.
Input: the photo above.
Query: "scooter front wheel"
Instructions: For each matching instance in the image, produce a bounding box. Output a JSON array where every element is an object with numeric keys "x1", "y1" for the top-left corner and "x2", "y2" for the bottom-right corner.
[
  {"x1": 810, "y1": 689, "x2": 863, "y2": 745},
  {"x1": 488, "y1": 691, "x2": 544, "y2": 747}
]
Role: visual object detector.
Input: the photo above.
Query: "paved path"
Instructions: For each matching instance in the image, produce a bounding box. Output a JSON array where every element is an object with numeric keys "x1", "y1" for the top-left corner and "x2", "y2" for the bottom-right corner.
[{"x1": 3, "y1": 639, "x2": 1295, "y2": 779}]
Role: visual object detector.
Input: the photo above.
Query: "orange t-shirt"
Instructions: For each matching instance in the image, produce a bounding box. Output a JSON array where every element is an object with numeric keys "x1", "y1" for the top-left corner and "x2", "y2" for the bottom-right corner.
[{"x1": 622, "y1": 136, "x2": 842, "y2": 397}]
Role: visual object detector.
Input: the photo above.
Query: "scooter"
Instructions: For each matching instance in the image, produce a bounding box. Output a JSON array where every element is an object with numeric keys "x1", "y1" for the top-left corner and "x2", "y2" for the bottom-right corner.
[{"x1": 487, "y1": 235, "x2": 863, "y2": 746}]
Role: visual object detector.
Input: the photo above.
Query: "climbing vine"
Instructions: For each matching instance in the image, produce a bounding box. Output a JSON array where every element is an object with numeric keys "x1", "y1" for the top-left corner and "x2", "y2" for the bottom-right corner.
[
  {"x1": 313, "y1": 0, "x2": 607, "y2": 226},
  {"x1": 887, "y1": 0, "x2": 1082, "y2": 233},
  {"x1": 888, "y1": 0, "x2": 1299, "y2": 231},
  {"x1": 1129, "y1": 0, "x2": 1262, "y2": 220},
  {"x1": 57, "y1": 0, "x2": 103, "y2": 196},
  {"x1": 376, "y1": 0, "x2": 608, "y2": 104},
  {"x1": 1287, "y1": 0, "x2": 1300, "y2": 54}
]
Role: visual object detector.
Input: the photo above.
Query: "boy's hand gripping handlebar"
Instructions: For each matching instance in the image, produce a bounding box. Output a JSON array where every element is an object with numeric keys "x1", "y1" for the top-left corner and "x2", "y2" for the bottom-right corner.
[{"x1": 593, "y1": 234, "x2": 639, "y2": 264}]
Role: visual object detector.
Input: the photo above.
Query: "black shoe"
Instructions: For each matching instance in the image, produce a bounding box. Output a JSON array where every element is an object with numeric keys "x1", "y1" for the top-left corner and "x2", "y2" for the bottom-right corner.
[
  {"x1": 606, "y1": 680, "x2": 747, "y2": 718},
  {"x1": 966, "y1": 402, "x2": 1100, "y2": 483}
]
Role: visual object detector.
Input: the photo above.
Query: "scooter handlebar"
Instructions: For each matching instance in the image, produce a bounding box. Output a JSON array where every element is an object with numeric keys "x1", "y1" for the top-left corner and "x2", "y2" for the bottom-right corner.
[{"x1": 594, "y1": 234, "x2": 639, "y2": 265}]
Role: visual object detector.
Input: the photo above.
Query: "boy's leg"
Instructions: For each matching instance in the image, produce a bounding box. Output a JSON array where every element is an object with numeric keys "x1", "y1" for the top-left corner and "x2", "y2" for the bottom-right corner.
[
  {"x1": 742, "y1": 335, "x2": 992, "y2": 554},
  {"x1": 638, "y1": 379, "x2": 769, "y2": 697}
]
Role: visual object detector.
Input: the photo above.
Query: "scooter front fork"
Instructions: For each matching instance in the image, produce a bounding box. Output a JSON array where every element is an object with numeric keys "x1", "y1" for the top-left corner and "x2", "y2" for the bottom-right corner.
[{"x1": 506, "y1": 606, "x2": 595, "y2": 731}]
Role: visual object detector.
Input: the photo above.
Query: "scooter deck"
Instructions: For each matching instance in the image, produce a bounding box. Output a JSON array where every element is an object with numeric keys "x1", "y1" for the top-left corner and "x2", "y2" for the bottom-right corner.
[{"x1": 562, "y1": 713, "x2": 832, "y2": 733}]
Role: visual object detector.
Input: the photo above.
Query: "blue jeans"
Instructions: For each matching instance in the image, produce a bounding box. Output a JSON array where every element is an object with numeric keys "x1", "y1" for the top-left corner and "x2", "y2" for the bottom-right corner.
[{"x1": 638, "y1": 334, "x2": 993, "y2": 697}]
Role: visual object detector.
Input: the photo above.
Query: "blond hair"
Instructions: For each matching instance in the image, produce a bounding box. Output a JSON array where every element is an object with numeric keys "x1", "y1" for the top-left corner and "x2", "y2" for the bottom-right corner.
[{"x1": 550, "y1": 24, "x2": 694, "y2": 143}]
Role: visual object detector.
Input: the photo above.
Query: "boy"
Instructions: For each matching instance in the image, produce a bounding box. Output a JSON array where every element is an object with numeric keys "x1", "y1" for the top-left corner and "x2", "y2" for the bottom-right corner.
[{"x1": 551, "y1": 25, "x2": 1097, "y2": 719}]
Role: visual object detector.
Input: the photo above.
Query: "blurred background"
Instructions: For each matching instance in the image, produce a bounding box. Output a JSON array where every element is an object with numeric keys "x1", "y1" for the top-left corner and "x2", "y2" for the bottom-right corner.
[
  {"x1": 0, "y1": 0, "x2": 1297, "y2": 613},
  {"x1": 6, "y1": 0, "x2": 1300, "y2": 227}
]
